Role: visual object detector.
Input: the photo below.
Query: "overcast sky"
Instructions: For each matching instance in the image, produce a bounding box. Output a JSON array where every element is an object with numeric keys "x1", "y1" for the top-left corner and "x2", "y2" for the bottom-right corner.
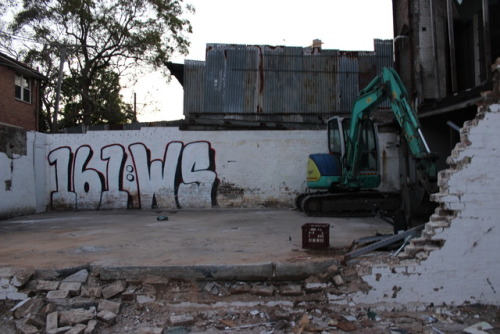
[{"x1": 128, "y1": 0, "x2": 394, "y2": 122}]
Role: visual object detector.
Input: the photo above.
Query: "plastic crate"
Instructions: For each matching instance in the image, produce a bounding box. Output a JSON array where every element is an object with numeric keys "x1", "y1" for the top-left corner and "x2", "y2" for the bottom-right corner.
[{"x1": 302, "y1": 223, "x2": 330, "y2": 249}]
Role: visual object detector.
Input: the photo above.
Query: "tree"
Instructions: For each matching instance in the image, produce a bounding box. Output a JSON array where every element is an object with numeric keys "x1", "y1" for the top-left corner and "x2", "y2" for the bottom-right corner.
[
  {"x1": 60, "y1": 68, "x2": 135, "y2": 128},
  {"x1": 3, "y1": 0, "x2": 193, "y2": 130}
]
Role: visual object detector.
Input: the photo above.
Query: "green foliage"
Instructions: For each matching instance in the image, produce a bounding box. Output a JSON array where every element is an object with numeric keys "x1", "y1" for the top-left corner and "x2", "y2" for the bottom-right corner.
[
  {"x1": 2, "y1": 0, "x2": 193, "y2": 130},
  {"x1": 60, "y1": 69, "x2": 135, "y2": 128}
]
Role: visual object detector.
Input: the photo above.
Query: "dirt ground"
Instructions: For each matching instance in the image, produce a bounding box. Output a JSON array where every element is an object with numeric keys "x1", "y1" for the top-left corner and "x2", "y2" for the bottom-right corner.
[{"x1": 0, "y1": 209, "x2": 498, "y2": 333}]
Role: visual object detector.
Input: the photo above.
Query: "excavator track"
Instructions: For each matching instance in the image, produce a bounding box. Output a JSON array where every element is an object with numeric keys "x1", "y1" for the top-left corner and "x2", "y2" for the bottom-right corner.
[{"x1": 299, "y1": 191, "x2": 401, "y2": 217}]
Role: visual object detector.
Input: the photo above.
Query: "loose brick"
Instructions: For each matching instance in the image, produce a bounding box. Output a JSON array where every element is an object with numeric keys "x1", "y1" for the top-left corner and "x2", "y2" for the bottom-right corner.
[
  {"x1": 98, "y1": 299, "x2": 121, "y2": 314},
  {"x1": 279, "y1": 284, "x2": 302, "y2": 296},
  {"x1": 65, "y1": 323, "x2": 87, "y2": 334},
  {"x1": 97, "y1": 310, "x2": 117, "y2": 325},
  {"x1": 63, "y1": 269, "x2": 89, "y2": 283},
  {"x1": 59, "y1": 282, "x2": 82, "y2": 295},
  {"x1": 47, "y1": 290, "x2": 70, "y2": 300},
  {"x1": 11, "y1": 269, "x2": 35, "y2": 288},
  {"x1": 36, "y1": 280, "x2": 60, "y2": 291},
  {"x1": 102, "y1": 280, "x2": 126, "y2": 299},
  {"x1": 59, "y1": 308, "x2": 96, "y2": 326},
  {"x1": 47, "y1": 326, "x2": 72, "y2": 334},
  {"x1": 84, "y1": 319, "x2": 98, "y2": 334},
  {"x1": 170, "y1": 314, "x2": 195, "y2": 326},
  {"x1": 81, "y1": 286, "x2": 102, "y2": 298},
  {"x1": 46, "y1": 311, "x2": 58, "y2": 331},
  {"x1": 250, "y1": 284, "x2": 274, "y2": 297}
]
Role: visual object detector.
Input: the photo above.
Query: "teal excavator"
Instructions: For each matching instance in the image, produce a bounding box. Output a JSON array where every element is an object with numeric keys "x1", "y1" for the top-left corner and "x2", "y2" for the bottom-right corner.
[{"x1": 297, "y1": 67, "x2": 438, "y2": 228}]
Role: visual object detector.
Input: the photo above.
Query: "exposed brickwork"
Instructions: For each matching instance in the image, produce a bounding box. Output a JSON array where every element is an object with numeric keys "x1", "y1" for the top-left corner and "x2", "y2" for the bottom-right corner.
[{"x1": 0, "y1": 65, "x2": 40, "y2": 131}]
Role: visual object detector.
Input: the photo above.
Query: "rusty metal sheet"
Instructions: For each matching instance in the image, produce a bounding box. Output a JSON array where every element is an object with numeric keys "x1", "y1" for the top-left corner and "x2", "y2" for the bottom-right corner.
[{"x1": 183, "y1": 40, "x2": 393, "y2": 124}]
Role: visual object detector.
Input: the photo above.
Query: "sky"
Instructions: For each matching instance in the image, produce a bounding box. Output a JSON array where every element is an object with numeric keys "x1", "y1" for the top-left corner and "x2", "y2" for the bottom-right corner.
[{"x1": 128, "y1": 0, "x2": 394, "y2": 122}]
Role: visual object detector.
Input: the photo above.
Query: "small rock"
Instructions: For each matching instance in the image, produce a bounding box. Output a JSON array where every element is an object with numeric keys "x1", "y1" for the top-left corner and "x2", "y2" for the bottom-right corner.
[
  {"x1": 137, "y1": 326, "x2": 163, "y2": 334},
  {"x1": 203, "y1": 282, "x2": 220, "y2": 295},
  {"x1": 136, "y1": 294, "x2": 156, "y2": 304},
  {"x1": 305, "y1": 282, "x2": 328, "y2": 292},
  {"x1": 337, "y1": 321, "x2": 357, "y2": 332},
  {"x1": 62, "y1": 269, "x2": 89, "y2": 283},
  {"x1": 163, "y1": 327, "x2": 190, "y2": 334},
  {"x1": 170, "y1": 314, "x2": 195, "y2": 326},
  {"x1": 333, "y1": 275, "x2": 344, "y2": 286},
  {"x1": 342, "y1": 315, "x2": 357, "y2": 322}
]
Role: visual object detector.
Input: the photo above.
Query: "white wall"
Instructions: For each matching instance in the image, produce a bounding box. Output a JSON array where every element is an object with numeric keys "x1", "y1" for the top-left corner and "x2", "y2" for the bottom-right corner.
[
  {"x1": 45, "y1": 128, "x2": 325, "y2": 210},
  {"x1": 0, "y1": 125, "x2": 400, "y2": 215},
  {"x1": 0, "y1": 131, "x2": 41, "y2": 217},
  {"x1": 347, "y1": 104, "x2": 500, "y2": 307},
  {"x1": 44, "y1": 127, "x2": 400, "y2": 211}
]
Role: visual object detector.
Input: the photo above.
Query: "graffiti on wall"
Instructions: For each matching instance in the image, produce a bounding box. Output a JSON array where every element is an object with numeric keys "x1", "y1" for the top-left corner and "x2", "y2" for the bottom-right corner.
[{"x1": 48, "y1": 141, "x2": 218, "y2": 210}]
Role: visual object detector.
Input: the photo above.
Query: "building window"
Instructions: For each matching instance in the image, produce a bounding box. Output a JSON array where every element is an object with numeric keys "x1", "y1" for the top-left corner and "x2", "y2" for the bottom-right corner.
[{"x1": 15, "y1": 73, "x2": 31, "y2": 103}]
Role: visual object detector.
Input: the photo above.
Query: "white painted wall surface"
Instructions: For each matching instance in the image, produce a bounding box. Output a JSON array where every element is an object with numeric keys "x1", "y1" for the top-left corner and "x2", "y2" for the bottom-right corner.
[
  {"x1": 349, "y1": 105, "x2": 500, "y2": 307},
  {"x1": 44, "y1": 127, "x2": 400, "y2": 211},
  {"x1": 45, "y1": 128, "x2": 327, "y2": 210},
  {"x1": 0, "y1": 131, "x2": 38, "y2": 217},
  {"x1": 0, "y1": 125, "x2": 400, "y2": 216}
]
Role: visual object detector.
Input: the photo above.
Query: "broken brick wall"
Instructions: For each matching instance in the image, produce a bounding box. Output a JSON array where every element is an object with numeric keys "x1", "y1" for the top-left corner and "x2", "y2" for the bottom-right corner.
[{"x1": 347, "y1": 104, "x2": 500, "y2": 307}]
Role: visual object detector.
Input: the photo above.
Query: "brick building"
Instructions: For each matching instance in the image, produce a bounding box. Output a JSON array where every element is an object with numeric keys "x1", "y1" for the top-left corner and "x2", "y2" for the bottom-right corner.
[{"x1": 0, "y1": 52, "x2": 46, "y2": 131}]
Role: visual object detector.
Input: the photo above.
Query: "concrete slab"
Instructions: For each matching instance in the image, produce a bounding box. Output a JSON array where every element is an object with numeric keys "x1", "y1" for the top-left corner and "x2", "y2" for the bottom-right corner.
[{"x1": 0, "y1": 209, "x2": 394, "y2": 279}]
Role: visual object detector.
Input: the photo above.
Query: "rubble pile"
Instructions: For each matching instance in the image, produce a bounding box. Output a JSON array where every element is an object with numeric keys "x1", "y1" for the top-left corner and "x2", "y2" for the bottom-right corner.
[{"x1": 0, "y1": 266, "x2": 498, "y2": 333}]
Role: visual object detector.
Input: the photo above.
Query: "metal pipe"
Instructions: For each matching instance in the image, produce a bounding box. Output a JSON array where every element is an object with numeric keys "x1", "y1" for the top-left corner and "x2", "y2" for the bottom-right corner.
[{"x1": 418, "y1": 128, "x2": 431, "y2": 153}]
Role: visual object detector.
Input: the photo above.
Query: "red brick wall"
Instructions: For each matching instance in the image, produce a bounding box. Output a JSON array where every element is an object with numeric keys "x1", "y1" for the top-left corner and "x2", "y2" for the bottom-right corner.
[{"x1": 0, "y1": 65, "x2": 39, "y2": 131}]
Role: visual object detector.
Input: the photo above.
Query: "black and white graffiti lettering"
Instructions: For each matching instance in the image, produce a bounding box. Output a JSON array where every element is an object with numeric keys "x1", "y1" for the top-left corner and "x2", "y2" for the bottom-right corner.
[{"x1": 48, "y1": 141, "x2": 218, "y2": 210}]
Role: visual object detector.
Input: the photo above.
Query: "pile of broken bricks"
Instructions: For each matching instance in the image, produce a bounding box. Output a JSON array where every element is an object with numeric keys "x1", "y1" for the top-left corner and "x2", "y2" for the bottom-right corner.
[{"x1": 3, "y1": 268, "x2": 124, "y2": 334}]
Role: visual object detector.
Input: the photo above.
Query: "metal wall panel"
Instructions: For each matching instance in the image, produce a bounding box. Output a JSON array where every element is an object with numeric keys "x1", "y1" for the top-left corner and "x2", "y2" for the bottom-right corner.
[
  {"x1": 183, "y1": 40, "x2": 393, "y2": 124},
  {"x1": 183, "y1": 60, "x2": 205, "y2": 115}
]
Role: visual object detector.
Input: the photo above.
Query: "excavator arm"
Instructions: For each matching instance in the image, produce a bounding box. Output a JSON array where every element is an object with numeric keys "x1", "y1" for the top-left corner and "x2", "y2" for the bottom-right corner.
[{"x1": 344, "y1": 67, "x2": 437, "y2": 193}]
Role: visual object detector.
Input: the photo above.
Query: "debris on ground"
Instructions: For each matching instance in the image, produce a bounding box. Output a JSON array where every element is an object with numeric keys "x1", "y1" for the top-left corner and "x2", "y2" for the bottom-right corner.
[{"x1": 0, "y1": 266, "x2": 499, "y2": 333}]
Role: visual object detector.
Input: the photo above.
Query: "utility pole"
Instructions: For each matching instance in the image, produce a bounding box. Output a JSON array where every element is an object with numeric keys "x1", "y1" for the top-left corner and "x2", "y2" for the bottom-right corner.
[
  {"x1": 52, "y1": 46, "x2": 66, "y2": 133},
  {"x1": 133, "y1": 92, "x2": 137, "y2": 122}
]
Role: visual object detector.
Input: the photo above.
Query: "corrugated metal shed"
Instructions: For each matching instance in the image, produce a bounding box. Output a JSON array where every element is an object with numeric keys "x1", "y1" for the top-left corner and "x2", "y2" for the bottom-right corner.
[{"x1": 182, "y1": 39, "x2": 393, "y2": 129}]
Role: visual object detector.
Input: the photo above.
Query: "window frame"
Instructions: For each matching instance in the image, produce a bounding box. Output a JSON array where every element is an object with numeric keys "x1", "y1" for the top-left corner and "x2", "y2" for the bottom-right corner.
[{"x1": 15, "y1": 73, "x2": 31, "y2": 103}]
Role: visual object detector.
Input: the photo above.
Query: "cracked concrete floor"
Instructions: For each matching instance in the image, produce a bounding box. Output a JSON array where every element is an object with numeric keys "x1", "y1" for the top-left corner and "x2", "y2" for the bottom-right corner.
[{"x1": 0, "y1": 208, "x2": 394, "y2": 269}]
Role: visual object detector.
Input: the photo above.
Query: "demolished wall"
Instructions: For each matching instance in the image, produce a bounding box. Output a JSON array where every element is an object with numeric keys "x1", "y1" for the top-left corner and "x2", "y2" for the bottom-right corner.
[{"x1": 347, "y1": 104, "x2": 500, "y2": 307}]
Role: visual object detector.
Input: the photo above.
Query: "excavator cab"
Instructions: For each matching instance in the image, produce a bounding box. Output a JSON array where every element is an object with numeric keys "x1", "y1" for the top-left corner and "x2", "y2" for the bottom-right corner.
[{"x1": 307, "y1": 116, "x2": 380, "y2": 190}]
